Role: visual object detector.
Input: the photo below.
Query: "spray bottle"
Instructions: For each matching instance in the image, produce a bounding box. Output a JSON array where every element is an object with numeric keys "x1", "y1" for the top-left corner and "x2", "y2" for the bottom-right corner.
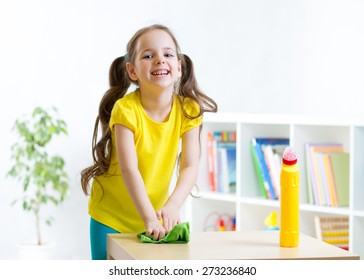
[{"x1": 280, "y1": 146, "x2": 300, "y2": 247}]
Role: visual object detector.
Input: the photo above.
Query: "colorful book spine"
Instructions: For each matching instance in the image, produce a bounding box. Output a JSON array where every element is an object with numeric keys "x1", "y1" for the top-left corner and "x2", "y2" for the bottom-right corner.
[
  {"x1": 251, "y1": 138, "x2": 271, "y2": 199},
  {"x1": 305, "y1": 143, "x2": 345, "y2": 206},
  {"x1": 207, "y1": 131, "x2": 217, "y2": 192},
  {"x1": 216, "y1": 142, "x2": 237, "y2": 193},
  {"x1": 250, "y1": 141, "x2": 268, "y2": 199},
  {"x1": 322, "y1": 153, "x2": 338, "y2": 207},
  {"x1": 317, "y1": 153, "x2": 331, "y2": 206},
  {"x1": 250, "y1": 137, "x2": 289, "y2": 200},
  {"x1": 262, "y1": 145, "x2": 281, "y2": 199},
  {"x1": 330, "y1": 152, "x2": 350, "y2": 207},
  {"x1": 207, "y1": 131, "x2": 236, "y2": 193},
  {"x1": 305, "y1": 144, "x2": 315, "y2": 205}
]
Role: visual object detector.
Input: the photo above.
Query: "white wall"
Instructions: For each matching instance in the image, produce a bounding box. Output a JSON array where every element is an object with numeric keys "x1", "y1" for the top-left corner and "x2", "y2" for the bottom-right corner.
[{"x1": 1, "y1": 0, "x2": 363, "y2": 259}]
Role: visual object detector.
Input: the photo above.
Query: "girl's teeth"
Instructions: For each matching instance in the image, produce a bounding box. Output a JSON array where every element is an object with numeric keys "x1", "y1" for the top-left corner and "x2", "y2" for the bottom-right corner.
[{"x1": 153, "y1": 71, "x2": 168, "y2": 75}]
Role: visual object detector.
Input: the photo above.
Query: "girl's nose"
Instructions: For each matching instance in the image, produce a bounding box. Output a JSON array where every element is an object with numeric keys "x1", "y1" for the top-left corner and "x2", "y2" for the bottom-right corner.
[{"x1": 155, "y1": 54, "x2": 165, "y2": 65}]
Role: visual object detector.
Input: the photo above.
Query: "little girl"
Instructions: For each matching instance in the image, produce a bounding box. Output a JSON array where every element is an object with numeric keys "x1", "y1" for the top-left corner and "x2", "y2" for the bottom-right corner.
[{"x1": 81, "y1": 24, "x2": 217, "y2": 259}]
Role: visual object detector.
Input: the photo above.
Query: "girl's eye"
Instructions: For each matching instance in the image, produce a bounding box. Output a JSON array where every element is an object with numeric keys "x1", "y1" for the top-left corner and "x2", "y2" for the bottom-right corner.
[
  {"x1": 165, "y1": 53, "x2": 174, "y2": 58},
  {"x1": 143, "y1": 54, "x2": 153, "y2": 59}
]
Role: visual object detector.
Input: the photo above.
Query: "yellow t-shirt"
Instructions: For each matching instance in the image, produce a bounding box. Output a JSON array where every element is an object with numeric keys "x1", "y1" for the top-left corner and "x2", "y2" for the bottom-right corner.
[{"x1": 88, "y1": 89, "x2": 202, "y2": 233}]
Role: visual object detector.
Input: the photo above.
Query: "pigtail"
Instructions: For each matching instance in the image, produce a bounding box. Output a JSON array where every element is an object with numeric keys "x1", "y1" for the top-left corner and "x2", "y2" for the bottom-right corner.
[
  {"x1": 81, "y1": 56, "x2": 130, "y2": 195},
  {"x1": 178, "y1": 54, "x2": 218, "y2": 118}
]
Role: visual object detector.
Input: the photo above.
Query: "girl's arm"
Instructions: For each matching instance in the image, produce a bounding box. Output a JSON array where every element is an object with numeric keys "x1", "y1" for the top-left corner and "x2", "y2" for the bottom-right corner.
[
  {"x1": 157, "y1": 125, "x2": 201, "y2": 232},
  {"x1": 114, "y1": 124, "x2": 166, "y2": 240}
]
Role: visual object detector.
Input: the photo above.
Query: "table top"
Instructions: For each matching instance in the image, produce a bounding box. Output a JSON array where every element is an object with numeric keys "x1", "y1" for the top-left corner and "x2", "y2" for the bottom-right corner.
[{"x1": 107, "y1": 230, "x2": 360, "y2": 260}]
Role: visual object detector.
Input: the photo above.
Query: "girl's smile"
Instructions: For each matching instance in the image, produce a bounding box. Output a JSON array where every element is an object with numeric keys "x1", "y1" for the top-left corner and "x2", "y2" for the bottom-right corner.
[{"x1": 151, "y1": 69, "x2": 170, "y2": 77}]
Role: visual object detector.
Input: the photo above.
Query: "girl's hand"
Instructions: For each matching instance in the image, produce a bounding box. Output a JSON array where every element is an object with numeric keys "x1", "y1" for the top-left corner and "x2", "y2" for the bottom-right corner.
[
  {"x1": 156, "y1": 202, "x2": 180, "y2": 233},
  {"x1": 145, "y1": 218, "x2": 166, "y2": 241}
]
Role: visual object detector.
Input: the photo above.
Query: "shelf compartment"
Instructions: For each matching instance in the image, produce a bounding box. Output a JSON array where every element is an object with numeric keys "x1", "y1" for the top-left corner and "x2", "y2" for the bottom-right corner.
[
  {"x1": 197, "y1": 122, "x2": 237, "y2": 194},
  {"x1": 293, "y1": 125, "x2": 350, "y2": 206},
  {"x1": 240, "y1": 123, "x2": 290, "y2": 198},
  {"x1": 239, "y1": 203, "x2": 280, "y2": 231},
  {"x1": 187, "y1": 198, "x2": 236, "y2": 232}
]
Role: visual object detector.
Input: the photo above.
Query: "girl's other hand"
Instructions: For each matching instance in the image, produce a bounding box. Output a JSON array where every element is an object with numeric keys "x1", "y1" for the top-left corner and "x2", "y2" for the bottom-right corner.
[{"x1": 156, "y1": 203, "x2": 180, "y2": 233}]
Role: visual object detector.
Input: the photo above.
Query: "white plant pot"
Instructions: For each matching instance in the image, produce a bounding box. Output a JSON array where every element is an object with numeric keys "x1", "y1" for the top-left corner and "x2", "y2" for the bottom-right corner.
[{"x1": 16, "y1": 242, "x2": 55, "y2": 260}]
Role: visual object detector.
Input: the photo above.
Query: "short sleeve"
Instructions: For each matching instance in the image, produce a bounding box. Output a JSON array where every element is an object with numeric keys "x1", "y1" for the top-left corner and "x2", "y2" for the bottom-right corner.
[
  {"x1": 109, "y1": 98, "x2": 137, "y2": 133},
  {"x1": 181, "y1": 98, "x2": 203, "y2": 135}
]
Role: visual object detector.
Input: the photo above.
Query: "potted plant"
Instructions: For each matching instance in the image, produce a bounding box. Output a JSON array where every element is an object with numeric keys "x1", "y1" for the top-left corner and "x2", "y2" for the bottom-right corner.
[{"x1": 6, "y1": 106, "x2": 69, "y2": 258}]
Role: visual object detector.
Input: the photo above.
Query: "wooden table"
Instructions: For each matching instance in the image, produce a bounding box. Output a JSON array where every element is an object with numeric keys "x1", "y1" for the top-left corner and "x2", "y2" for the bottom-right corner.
[{"x1": 106, "y1": 231, "x2": 359, "y2": 260}]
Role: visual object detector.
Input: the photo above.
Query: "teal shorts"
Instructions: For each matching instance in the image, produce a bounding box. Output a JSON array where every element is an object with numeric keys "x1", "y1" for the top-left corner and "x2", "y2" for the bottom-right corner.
[{"x1": 90, "y1": 217, "x2": 119, "y2": 260}]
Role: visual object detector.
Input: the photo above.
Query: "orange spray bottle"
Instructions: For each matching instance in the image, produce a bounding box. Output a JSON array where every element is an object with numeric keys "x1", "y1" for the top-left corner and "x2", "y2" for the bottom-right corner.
[{"x1": 280, "y1": 146, "x2": 300, "y2": 247}]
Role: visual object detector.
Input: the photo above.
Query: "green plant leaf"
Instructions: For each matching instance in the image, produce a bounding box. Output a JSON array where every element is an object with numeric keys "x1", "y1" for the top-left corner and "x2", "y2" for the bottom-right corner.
[{"x1": 7, "y1": 105, "x2": 70, "y2": 243}]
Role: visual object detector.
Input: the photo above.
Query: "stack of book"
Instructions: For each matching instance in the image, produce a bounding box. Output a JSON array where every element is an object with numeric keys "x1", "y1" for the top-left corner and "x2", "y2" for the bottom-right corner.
[
  {"x1": 207, "y1": 131, "x2": 236, "y2": 193},
  {"x1": 250, "y1": 137, "x2": 289, "y2": 200},
  {"x1": 305, "y1": 143, "x2": 349, "y2": 207}
]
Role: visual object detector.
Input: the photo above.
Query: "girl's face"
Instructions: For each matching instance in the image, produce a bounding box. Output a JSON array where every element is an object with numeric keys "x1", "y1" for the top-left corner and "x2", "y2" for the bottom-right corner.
[{"x1": 126, "y1": 29, "x2": 182, "y2": 92}]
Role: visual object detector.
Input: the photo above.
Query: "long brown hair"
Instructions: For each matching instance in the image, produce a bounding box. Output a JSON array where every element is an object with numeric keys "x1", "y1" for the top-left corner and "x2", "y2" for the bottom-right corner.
[{"x1": 81, "y1": 24, "x2": 217, "y2": 195}]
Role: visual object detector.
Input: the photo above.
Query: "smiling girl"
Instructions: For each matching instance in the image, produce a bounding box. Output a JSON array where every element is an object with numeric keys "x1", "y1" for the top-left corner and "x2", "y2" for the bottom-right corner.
[{"x1": 81, "y1": 24, "x2": 217, "y2": 259}]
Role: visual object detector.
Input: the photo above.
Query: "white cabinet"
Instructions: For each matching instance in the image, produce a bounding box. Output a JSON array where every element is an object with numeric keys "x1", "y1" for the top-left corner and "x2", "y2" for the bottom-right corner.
[{"x1": 186, "y1": 113, "x2": 364, "y2": 259}]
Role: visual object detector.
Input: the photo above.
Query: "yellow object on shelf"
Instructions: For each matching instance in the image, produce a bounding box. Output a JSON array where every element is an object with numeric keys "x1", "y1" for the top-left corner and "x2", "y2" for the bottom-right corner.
[{"x1": 264, "y1": 211, "x2": 279, "y2": 230}]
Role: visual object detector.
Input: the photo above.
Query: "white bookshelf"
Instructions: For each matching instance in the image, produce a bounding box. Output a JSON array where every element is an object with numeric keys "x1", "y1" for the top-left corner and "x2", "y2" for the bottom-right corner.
[{"x1": 186, "y1": 112, "x2": 364, "y2": 259}]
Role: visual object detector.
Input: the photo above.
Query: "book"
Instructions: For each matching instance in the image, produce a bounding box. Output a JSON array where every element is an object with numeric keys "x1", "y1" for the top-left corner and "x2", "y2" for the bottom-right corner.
[
  {"x1": 251, "y1": 138, "x2": 272, "y2": 199},
  {"x1": 305, "y1": 145, "x2": 315, "y2": 205},
  {"x1": 305, "y1": 143, "x2": 344, "y2": 206},
  {"x1": 330, "y1": 152, "x2": 350, "y2": 207},
  {"x1": 317, "y1": 153, "x2": 328, "y2": 205},
  {"x1": 262, "y1": 144, "x2": 287, "y2": 199},
  {"x1": 250, "y1": 141, "x2": 269, "y2": 199},
  {"x1": 207, "y1": 131, "x2": 236, "y2": 193},
  {"x1": 207, "y1": 131, "x2": 217, "y2": 192},
  {"x1": 225, "y1": 145, "x2": 237, "y2": 193},
  {"x1": 217, "y1": 142, "x2": 236, "y2": 193},
  {"x1": 321, "y1": 153, "x2": 338, "y2": 207},
  {"x1": 250, "y1": 138, "x2": 289, "y2": 200}
]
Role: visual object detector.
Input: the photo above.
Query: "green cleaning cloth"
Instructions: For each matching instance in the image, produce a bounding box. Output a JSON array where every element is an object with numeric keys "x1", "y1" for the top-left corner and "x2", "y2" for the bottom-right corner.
[{"x1": 137, "y1": 222, "x2": 190, "y2": 244}]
